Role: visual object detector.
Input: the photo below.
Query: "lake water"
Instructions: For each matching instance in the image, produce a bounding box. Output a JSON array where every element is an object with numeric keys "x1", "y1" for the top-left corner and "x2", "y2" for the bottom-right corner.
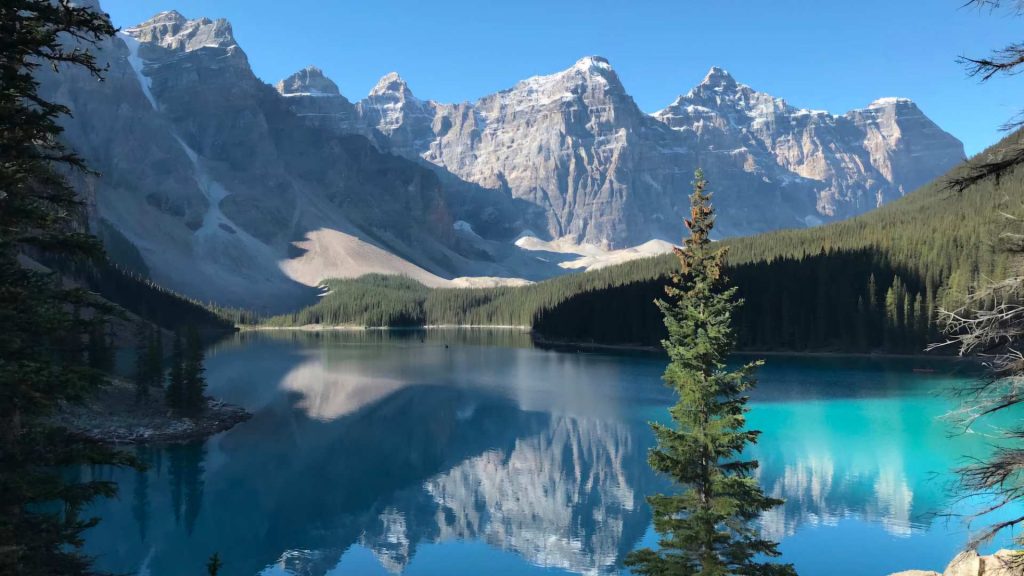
[{"x1": 82, "y1": 330, "x2": 1019, "y2": 576}]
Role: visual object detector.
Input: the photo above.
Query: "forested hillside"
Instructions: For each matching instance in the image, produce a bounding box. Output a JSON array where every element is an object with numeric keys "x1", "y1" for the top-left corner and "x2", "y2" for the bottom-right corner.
[
  {"x1": 263, "y1": 130, "x2": 1023, "y2": 353},
  {"x1": 261, "y1": 255, "x2": 668, "y2": 328},
  {"x1": 85, "y1": 263, "x2": 236, "y2": 334},
  {"x1": 536, "y1": 130, "x2": 1024, "y2": 351}
]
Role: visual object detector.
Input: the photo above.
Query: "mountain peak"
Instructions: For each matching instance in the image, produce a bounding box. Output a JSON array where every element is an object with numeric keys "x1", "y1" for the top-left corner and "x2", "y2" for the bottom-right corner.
[
  {"x1": 867, "y1": 96, "x2": 915, "y2": 109},
  {"x1": 369, "y1": 72, "x2": 414, "y2": 99},
  {"x1": 700, "y1": 66, "x2": 738, "y2": 90},
  {"x1": 276, "y1": 65, "x2": 341, "y2": 97},
  {"x1": 573, "y1": 55, "x2": 613, "y2": 73},
  {"x1": 126, "y1": 11, "x2": 237, "y2": 53},
  {"x1": 141, "y1": 10, "x2": 187, "y2": 26}
]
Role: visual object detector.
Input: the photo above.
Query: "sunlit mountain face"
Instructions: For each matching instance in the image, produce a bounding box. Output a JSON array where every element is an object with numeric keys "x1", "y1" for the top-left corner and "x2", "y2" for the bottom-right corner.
[
  {"x1": 81, "y1": 332, "x2": 1016, "y2": 576},
  {"x1": 39, "y1": 8, "x2": 965, "y2": 311}
]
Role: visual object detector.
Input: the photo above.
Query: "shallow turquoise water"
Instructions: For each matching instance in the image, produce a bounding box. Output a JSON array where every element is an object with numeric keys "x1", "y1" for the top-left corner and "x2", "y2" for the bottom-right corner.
[{"x1": 82, "y1": 330, "x2": 1019, "y2": 575}]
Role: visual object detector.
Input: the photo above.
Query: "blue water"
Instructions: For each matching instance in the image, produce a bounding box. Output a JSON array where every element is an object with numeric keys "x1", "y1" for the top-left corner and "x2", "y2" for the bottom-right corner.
[{"x1": 81, "y1": 330, "x2": 1019, "y2": 576}]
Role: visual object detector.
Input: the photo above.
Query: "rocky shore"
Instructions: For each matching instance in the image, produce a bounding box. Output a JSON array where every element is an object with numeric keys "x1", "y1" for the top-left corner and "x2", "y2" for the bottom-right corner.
[
  {"x1": 891, "y1": 549, "x2": 1022, "y2": 576},
  {"x1": 52, "y1": 379, "x2": 250, "y2": 444}
]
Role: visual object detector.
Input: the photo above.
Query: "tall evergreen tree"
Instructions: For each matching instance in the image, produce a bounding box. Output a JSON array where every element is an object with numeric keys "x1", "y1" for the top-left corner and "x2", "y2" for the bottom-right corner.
[
  {"x1": 182, "y1": 326, "x2": 207, "y2": 415},
  {"x1": 625, "y1": 171, "x2": 794, "y2": 576},
  {"x1": 166, "y1": 331, "x2": 185, "y2": 411},
  {"x1": 147, "y1": 327, "x2": 164, "y2": 393},
  {"x1": 0, "y1": 2, "x2": 129, "y2": 574},
  {"x1": 135, "y1": 323, "x2": 149, "y2": 393},
  {"x1": 134, "y1": 325, "x2": 165, "y2": 401},
  {"x1": 86, "y1": 320, "x2": 115, "y2": 387},
  {"x1": 135, "y1": 324, "x2": 152, "y2": 401}
]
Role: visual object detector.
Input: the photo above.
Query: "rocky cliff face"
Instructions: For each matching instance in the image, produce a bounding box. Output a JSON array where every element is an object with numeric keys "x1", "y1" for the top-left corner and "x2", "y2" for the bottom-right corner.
[
  {"x1": 40, "y1": 11, "x2": 535, "y2": 310},
  {"x1": 331, "y1": 59, "x2": 964, "y2": 246},
  {"x1": 655, "y1": 68, "x2": 965, "y2": 220},
  {"x1": 274, "y1": 65, "x2": 377, "y2": 144},
  {"x1": 44, "y1": 5, "x2": 967, "y2": 306}
]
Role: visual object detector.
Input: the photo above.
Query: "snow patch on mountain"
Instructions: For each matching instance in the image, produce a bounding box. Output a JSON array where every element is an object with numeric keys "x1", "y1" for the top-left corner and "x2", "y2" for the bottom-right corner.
[
  {"x1": 119, "y1": 32, "x2": 158, "y2": 110},
  {"x1": 515, "y1": 236, "x2": 675, "y2": 271}
]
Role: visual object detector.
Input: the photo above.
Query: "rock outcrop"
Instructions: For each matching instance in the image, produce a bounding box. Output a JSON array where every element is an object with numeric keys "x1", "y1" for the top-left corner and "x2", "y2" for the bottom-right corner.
[
  {"x1": 656, "y1": 70, "x2": 965, "y2": 221},
  {"x1": 889, "y1": 549, "x2": 1023, "y2": 576}
]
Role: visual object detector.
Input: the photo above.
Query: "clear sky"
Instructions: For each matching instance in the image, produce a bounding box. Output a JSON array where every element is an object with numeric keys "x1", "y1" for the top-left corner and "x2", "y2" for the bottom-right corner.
[{"x1": 100, "y1": 0, "x2": 1022, "y2": 156}]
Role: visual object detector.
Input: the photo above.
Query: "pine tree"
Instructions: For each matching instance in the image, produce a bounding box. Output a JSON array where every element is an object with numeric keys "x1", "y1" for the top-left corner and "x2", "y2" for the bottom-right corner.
[
  {"x1": 182, "y1": 326, "x2": 207, "y2": 415},
  {"x1": 207, "y1": 552, "x2": 223, "y2": 576},
  {"x1": 904, "y1": 292, "x2": 917, "y2": 350},
  {"x1": 856, "y1": 296, "x2": 868, "y2": 351},
  {"x1": 0, "y1": 2, "x2": 128, "y2": 574},
  {"x1": 884, "y1": 284, "x2": 898, "y2": 350},
  {"x1": 867, "y1": 273, "x2": 878, "y2": 313},
  {"x1": 166, "y1": 331, "x2": 185, "y2": 411},
  {"x1": 86, "y1": 321, "x2": 114, "y2": 387},
  {"x1": 135, "y1": 325, "x2": 164, "y2": 402},
  {"x1": 146, "y1": 327, "x2": 164, "y2": 394},
  {"x1": 135, "y1": 323, "x2": 152, "y2": 400},
  {"x1": 625, "y1": 171, "x2": 794, "y2": 576}
]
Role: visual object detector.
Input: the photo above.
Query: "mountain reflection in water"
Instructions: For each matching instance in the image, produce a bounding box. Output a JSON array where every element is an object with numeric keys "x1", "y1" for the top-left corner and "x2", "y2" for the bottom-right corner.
[{"x1": 81, "y1": 330, "x2": 1013, "y2": 576}]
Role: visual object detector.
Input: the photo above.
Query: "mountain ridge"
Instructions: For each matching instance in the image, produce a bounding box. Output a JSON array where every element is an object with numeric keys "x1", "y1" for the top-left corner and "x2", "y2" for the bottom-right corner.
[
  {"x1": 40, "y1": 6, "x2": 967, "y2": 310},
  {"x1": 282, "y1": 54, "x2": 963, "y2": 245}
]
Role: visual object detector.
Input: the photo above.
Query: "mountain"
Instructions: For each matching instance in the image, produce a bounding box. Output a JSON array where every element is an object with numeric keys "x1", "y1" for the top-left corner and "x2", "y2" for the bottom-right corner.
[
  {"x1": 528, "y1": 130, "x2": 1024, "y2": 350},
  {"x1": 41, "y1": 6, "x2": 966, "y2": 308},
  {"x1": 654, "y1": 67, "x2": 965, "y2": 220},
  {"x1": 267, "y1": 130, "x2": 1024, "y2": 350},
  {"x1": 327, "y1": 58, "x2": 964, "y2": 246},
  {"x1": 41, "y1": 11, "x2": 563, "y2": 311}
]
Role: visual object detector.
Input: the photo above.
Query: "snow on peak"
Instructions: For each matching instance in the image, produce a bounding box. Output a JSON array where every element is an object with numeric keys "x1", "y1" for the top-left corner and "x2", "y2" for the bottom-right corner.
[
  {"x1": 573, "y1": 55, "x2": 613, "y2": 73},
  {"x1": 369, "y1": 72, "x2": 414, "y2": 99},
  {"x1": 700, "y1": 66, "x2": 738, "y2": 89},
  {"x1": 507, "y1": 55, "x2": 624, "y2": 103},
  {"x1": 276, "y1": 65, "x2": 341, "y2": 97},
  {"x1": 868, "y1": 97, "x2": 914, "y2": 109}
]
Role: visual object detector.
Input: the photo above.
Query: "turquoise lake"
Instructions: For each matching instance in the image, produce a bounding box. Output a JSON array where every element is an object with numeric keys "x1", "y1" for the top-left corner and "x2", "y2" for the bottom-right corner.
[{"x1": 82, "y1": 330, "x2": 1020, "y2": 576}]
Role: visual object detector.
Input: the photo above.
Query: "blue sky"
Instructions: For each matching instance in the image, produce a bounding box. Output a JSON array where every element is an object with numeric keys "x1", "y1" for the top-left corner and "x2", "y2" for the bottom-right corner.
[{"x1": 101, "y1": 0, "x2": 1022, "y2": 155}]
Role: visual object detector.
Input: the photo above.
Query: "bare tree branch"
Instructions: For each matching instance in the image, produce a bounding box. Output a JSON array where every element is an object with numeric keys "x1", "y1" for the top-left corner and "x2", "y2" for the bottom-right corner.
[
  {"x1": 946, "y1": 134, "x2": 1024, "y2": 192},
  {"x1": 932, "y1": 207, "x2": 1024, "y2": 551},
  {"x1": 943, "y1": 1, "x2": 1024, "y2": 190}
]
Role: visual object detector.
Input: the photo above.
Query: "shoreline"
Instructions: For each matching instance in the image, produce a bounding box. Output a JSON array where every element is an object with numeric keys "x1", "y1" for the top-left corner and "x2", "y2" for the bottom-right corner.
[
  {"x1": 242, "y1": 324, "x2": 963, "y2": 361},
  {"x1": 52, "y1": 379, "x2": 251, "y2": 445},
  {"x1": 536, "y1": 339, "x2": 962, "y2": 361},
  {"x1": 241, "y1": 324, "x2": 531, "y2": 332}
]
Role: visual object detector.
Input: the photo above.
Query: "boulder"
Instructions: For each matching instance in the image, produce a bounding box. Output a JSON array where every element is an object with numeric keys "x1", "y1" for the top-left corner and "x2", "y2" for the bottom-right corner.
[
  {"x1": 943, "y1": 550, "x2": 981, "y2": 576},
  {"x1": 890, "y1": 549, "x2": 1024, "y2": 576},
  {"x1": 982, "y1": 549, "x2": 1024, "y2": 576}
]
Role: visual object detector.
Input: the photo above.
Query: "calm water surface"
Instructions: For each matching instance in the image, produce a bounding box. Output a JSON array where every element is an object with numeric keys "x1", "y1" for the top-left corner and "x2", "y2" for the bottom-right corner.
[{"x1": 82, "y1": 330, "x2": 1019, "y2": 576}]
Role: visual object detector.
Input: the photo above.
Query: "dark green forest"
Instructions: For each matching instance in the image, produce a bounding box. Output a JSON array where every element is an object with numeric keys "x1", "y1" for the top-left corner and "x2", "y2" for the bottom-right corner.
[
  {"x1": 535, "y1": 131, "x2": 1024, "y2": 352},
  {"x1": 260, "y1": 256, "x2": 669, "y2": 328},
  {"x1": 73, "y1": 261, "x2": 235, "y2": 335},
  {"x1": 263, "y1": 130, "x2": 1024, "y2": 353}
]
